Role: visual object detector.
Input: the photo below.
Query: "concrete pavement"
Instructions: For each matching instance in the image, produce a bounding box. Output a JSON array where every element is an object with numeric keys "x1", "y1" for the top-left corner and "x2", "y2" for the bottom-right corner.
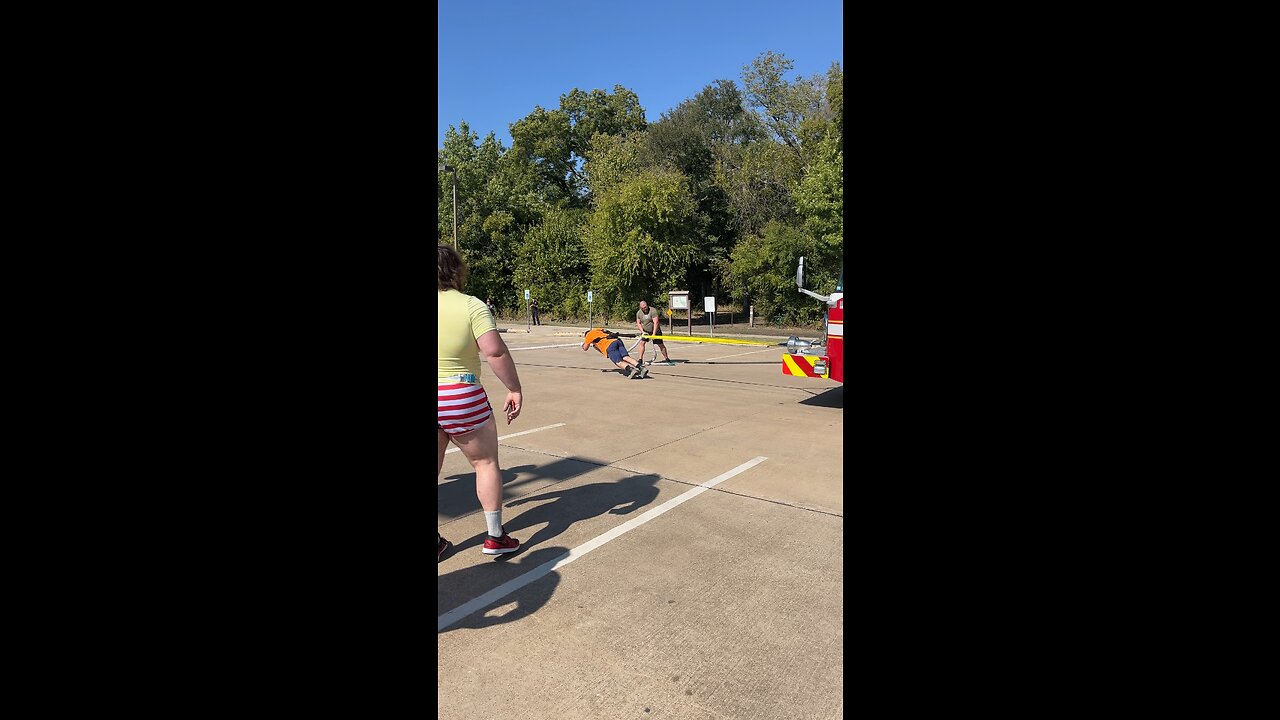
[{"x1": 439, "y1": 323, "x2": 843, "y2": 719}]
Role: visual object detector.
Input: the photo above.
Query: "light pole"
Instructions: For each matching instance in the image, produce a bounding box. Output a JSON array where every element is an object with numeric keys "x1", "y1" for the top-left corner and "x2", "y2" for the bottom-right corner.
[{"x1": 443, "y1": 164, "x2": 458, "y2": 248}]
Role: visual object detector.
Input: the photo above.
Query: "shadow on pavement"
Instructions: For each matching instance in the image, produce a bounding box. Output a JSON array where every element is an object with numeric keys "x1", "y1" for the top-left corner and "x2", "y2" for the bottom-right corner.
[
  {"x1": 440, "y1": 456, "x2": 608, "y2": 550},
  {"x1": 798, "y1": 385, "x2": 843, "y2": 408},
  {"x1": 504, "y1": 472, "x2": 661, "y2": 551},
  {"x1": 437, "y1": 546, "x2": 568, "y2": 633}
]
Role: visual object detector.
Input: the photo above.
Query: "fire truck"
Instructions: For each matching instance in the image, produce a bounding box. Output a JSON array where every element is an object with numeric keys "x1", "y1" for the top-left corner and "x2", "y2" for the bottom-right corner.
[{"x1": 781, "y1": 257, "x2": 844, "y2": 383}]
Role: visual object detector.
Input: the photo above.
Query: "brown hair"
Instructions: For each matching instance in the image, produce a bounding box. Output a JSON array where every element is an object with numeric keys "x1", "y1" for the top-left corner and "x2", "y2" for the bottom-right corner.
[{"x1": 438, "y1": 245, "x2": 467, "y2": 291}]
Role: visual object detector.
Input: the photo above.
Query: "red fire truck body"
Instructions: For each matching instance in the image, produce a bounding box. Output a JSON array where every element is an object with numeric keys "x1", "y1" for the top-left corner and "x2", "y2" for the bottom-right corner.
[{"x1": 782, "y1": 261, "x2": 843, "y2": 384}]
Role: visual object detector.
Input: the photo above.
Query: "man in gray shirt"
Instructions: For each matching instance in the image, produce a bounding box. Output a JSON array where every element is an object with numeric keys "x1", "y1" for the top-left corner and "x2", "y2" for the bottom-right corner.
[{"x1": 635, "y1": 299, "x2": 673, "y2": 365}]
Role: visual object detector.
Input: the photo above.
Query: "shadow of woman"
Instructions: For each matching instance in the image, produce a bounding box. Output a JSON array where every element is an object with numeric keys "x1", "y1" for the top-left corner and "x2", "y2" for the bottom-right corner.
[
  {"x1": 503, "y1": 472, "x2": 661, "y2": 551},
  {"x1": 442, "y1": 457, "x2": 605, "y2": 555},
  {"x1": 438, "y1": 466, "x2": 529, "y2": 520},
  {"x1": 437, "y1": 546, "x2": 569, "y2": 633}
]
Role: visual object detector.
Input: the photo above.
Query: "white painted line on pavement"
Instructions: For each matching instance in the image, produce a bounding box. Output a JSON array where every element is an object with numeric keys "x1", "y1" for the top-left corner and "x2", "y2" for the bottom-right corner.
[
  {"x1": 703, "y1": 347, "x2": 779, "y2": 361},
  {"x1": 444, "y1": 423, "x2": 567, "y2": 455},
  {"x1": 437, "y1": 456, "x2": 768, "y2": 631}
]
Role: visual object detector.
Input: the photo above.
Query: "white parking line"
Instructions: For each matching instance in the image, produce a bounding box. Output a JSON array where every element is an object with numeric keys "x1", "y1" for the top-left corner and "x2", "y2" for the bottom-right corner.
[
  {"x1": 437, "y1": 456, "x2": 768, "y2": 631},
  {"x1": 703, "y1": 347, "x2": 780, "y2": 361},
  {"x1": 507, "y1": 343, "x2": 581, "y2": 350},
  {"x1": 444, "y1": 423, "x2": 567, "y2": 454}
]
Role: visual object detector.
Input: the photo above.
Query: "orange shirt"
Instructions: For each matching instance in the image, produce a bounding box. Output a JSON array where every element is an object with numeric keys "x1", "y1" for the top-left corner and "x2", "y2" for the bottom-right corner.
[{"x1": 583, "y1": 328, "x2": 617, "y2": 356}]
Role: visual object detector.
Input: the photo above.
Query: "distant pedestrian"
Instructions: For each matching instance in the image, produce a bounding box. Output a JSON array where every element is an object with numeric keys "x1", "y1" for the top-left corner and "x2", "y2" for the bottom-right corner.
[
  {"x1": 486, "y1": 297, "x2": 496, "y2": 319},
  {"x1": 529, "y1": 298, "x2": 541, "y2": 325}
]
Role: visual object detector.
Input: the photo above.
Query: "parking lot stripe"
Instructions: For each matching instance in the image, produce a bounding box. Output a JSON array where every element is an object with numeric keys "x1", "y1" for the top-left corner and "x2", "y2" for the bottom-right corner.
[
  {"x1": 444, "y1": 423, "x2": 567, "y2": 454},
  {"x1": 437, "y1": 456, "x2": 768, "y2": 631},
  {"x1": 702, "y1": 347, "x2": 780, "y2": 361},
  {"x1": 507, "y1": 343, "x2": 581, "y2": 350}
]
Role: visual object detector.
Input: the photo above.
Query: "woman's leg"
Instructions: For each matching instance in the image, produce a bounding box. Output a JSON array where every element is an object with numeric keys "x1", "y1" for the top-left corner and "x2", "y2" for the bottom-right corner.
[
  {"x1": 450, "y1": 417, "x2": 502, "y2": 511},
  {"x1": 438, "y1": 426, "x2": 450, "y2": 478},
  {"x1": 438, "y1": 426, "x2": 451, "y2": 552}
]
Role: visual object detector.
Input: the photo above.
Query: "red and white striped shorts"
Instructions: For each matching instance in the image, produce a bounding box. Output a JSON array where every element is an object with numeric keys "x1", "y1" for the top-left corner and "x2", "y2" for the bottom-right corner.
[{"x1": 438, "y1": 382, "x2": 494, "y2": 436}]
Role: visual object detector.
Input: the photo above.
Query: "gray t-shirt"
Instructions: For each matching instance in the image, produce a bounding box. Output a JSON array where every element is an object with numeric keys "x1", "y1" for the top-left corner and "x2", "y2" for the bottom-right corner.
[{"x1": 636, "y1": 307, "x2": 661, "y2": 331}]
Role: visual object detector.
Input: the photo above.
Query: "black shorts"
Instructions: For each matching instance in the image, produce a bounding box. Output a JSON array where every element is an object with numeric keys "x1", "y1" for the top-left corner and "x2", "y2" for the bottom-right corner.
[{"x1": 645, "y1": 327, "x2": 664, "y2": 345}]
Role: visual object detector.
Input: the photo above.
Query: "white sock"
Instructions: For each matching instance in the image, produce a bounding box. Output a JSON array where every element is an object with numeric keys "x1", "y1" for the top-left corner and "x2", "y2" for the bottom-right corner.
[{"x1": 484, "y1": 510, "x2": 503, "y2": 537}]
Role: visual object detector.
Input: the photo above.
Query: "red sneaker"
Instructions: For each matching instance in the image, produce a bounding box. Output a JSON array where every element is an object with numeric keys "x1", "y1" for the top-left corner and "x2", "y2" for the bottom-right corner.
[
  {"x1": 482, "y1": 528, "x2": 520, "y2": 555},
  {"x1": 438, "y1": 535, "x2": 452, "y2": 563}
]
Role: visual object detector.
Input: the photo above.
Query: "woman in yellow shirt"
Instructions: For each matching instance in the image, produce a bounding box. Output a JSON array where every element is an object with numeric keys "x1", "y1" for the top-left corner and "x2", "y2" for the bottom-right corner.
[{"x1": 438, "y1": 245, "x2": 523, "y2": 561}]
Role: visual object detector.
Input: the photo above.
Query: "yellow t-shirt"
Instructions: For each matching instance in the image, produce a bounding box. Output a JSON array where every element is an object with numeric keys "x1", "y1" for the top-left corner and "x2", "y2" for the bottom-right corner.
[{"x1": 438, "y1": 290, "x2": 497, "y2": 380}]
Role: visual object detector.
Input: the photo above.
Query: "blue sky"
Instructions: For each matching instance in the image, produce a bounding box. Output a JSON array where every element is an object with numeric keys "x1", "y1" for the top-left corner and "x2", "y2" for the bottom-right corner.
[{"x1": 438, "y1": 0, "x2": 843, "y2": 149}]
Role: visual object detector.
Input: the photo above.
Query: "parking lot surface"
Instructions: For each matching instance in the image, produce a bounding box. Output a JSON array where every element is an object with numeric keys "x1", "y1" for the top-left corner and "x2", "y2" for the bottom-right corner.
[{"x1": 439, "y1": 323, "x2": 843, "y2": 720}]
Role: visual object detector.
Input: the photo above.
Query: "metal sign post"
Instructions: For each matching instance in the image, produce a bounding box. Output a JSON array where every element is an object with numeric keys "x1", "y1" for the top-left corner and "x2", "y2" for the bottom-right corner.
[
  {"x1": 588, "y1": 290, "x2": 593, "y2": 328},
  {"x1": 524, "y1": 289, "x2": 530, "y2": 331},
  {"x1": 704, "y1": 296, "x2": 716, "y2": 337}
]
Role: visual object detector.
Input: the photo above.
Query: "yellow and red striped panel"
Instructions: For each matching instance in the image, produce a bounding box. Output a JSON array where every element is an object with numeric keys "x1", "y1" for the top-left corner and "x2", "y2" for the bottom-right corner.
[{"x1": 782, "y1": 353, "x2": 829, "y2": 379}]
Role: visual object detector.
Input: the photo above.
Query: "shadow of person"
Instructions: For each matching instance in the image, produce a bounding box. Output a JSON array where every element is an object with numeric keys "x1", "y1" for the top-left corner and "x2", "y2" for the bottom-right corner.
[
  {"x1": 503, "y1": 472, "x2": 661, "y2": 551},
  {"x1": 438, "y1": 467, "x2": 528, "y2": 520},
  {"x1": 442, "y1": 456, "x2": 606, "y2": 555},
  {"x1": 437, "y1": 546, "x2": 568, "y2": 633}
]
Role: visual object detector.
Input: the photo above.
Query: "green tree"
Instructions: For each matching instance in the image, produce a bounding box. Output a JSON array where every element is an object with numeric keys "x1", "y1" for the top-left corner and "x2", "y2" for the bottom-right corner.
[
  {"x1": 794, "y1": 130, "x2": 843, "y2": 251},
  {"x1": 795, "y1": 62, "x2": 843, "y2": 159},
  {"x1": 583, "y1": 131, "x2": 646, "y2": 199},
  {"x1": 641, "y1": 81, "x2": 763, "y2": 297},
  {"x1": 512, "y1": 208, "x2": 591, "y2": 319},
  {"x1": 561, "y1": 86, "x2": 647, "y2": 162},
  {"x1": 583, "y1": 169, "x2": 703, "y2": 318},
  {"x1": 741, "y1": 51, "x2": 824, "y2": 155},
  {"x1": 713, "y1": 140, "x2": 803, "y2": 242},
  {"x1": 439, "y1": 122, "x2": 531, "y2": 307},
  {"x1": 508, "y1": 106, "x2": 574, "y2": 205},
  {"x1": 826, "y1": 62, "x2": 843, "y2": 153},
  {"x1": 725, "y1": 221, "x2": 837, "y2": 326},
  {"x1": 508, "y1": 86, "x2": 647, "y2": 205}
]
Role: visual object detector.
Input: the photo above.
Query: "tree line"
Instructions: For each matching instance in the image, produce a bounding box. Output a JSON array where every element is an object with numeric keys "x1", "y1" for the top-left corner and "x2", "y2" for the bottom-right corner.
[{"x1": 439, "y1": 50, "x2": 842, "y2": 327}]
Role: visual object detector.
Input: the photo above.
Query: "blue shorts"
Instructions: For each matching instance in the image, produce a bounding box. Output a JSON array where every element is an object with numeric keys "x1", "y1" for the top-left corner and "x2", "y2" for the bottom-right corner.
[{"x1": 605, "y1": 339, "x2": 628, "y2": 363}]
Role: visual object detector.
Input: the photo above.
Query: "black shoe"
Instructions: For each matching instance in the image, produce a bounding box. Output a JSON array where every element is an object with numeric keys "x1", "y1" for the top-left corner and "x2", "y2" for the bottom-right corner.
[{"x1": 622, "y1": 367, "x2": 634, "y2": 377}]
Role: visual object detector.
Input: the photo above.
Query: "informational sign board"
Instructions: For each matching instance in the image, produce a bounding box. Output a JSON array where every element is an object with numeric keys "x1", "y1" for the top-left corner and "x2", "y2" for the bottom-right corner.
[
  {"x1": 669, "y1": 291, "x2": 689, "y2": 310},
  {"x1": 704, "y1": 296, "x2": 716, "y2": 313},
  {"x1": 524, "y1": 289, "x2": 530, "y2": 300},
  {"x1": 587, "y1": 291, "x2": 593, "y2": 303}
]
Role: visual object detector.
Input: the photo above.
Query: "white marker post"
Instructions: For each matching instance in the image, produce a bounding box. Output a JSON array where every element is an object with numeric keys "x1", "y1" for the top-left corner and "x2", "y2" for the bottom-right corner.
[{"x1": 524, "y1": 288, "x2": 530, "y2": 331}]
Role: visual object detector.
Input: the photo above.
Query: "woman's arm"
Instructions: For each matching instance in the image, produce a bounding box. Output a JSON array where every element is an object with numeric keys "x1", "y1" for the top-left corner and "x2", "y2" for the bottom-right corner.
[{"x1": 477, "y1": 330, "x2": 522, "y2": 423}]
